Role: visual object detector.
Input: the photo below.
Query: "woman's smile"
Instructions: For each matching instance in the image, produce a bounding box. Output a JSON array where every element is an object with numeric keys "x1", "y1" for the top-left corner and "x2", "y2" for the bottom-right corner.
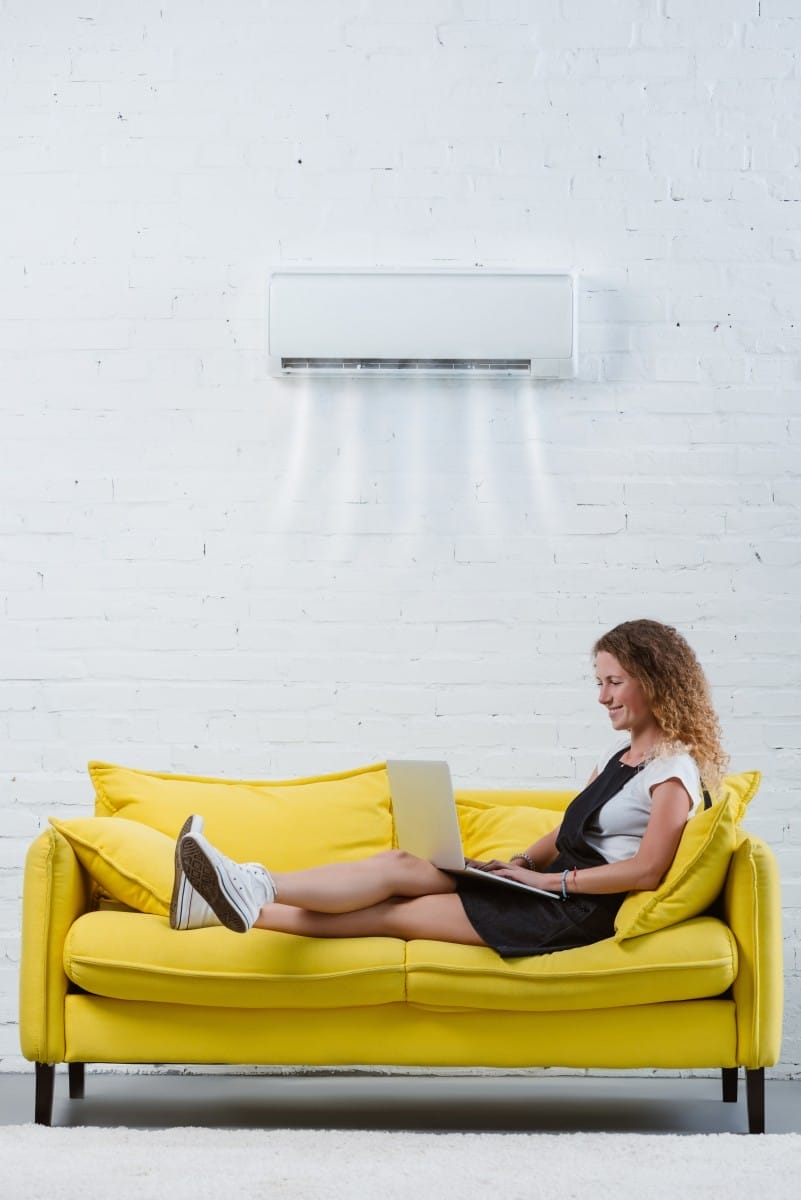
[{"x1": 595, "y1": 650, "x2": 658, "y2": 740}]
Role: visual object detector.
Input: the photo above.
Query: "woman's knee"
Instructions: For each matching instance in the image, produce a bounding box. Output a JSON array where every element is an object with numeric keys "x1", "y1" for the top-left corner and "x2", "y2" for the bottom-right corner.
[
  {"x1": 374, "y1": 849, "x2": 454, "y2": 895},
  {"x1": 372, "y1": 849, "x2": 421, "y2": 885},
  {"x1": 374, "y1": 849, "x2": 419, "y2": 869}
]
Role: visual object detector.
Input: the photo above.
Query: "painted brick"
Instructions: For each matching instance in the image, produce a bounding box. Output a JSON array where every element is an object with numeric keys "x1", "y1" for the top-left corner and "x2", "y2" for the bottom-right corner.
[
  {"x1": 758, "y1": 0, "x2": 801, "y2": 16},
  {"x1": 1, "y1": 0, "x2": 799, "y2": 1077},
  {"x1": 665, "y1": 0, "x2": 758, "y2": 16}
]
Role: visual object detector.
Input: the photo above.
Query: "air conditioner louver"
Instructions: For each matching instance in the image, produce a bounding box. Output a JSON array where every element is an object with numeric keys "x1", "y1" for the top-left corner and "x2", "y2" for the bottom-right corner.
[{"x1": 280, "y1": 357, "x2": 533, "y2": 376}]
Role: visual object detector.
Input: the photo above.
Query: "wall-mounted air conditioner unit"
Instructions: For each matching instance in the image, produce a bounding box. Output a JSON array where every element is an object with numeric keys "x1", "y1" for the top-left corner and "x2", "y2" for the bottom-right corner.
[{"x1": 267, "y1": 270, "x2": 577, "y2": 379}]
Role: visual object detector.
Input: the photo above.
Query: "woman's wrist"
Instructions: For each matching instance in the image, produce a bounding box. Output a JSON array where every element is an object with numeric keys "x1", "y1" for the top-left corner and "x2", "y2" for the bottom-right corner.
[
  {"x1": 509, "y1": 858, "x2": 581, "y2": 897},
  {"x1": 562, "y1": 866, "x2": 580, "y2": 897},
  {"x1": 538, "y1": 869, "x2": 579, "y2": 897}
]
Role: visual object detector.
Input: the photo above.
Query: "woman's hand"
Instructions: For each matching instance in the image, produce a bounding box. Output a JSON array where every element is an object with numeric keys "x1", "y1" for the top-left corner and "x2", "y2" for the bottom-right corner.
[
  {"x1": 465, "y1": 858, "x2": 510, "y2": 872},
  {"x1": 470, "y1": 859, "x2": 548, "y2": 887}
]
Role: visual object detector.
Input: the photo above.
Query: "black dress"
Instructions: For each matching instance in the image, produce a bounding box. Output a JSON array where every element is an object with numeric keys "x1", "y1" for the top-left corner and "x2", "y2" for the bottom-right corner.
[{"x1": 454, "y1": 752, "x2": 644, "y2": 958}]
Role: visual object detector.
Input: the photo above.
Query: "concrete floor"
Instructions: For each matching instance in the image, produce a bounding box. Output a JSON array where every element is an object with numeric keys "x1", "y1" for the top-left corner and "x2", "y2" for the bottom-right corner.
[{"x1": 1, "y1": 1070, "x2": 799, "y2": 1134}]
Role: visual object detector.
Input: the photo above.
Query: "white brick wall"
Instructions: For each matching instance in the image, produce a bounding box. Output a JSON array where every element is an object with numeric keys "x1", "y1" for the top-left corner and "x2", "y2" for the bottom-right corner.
[{"x1": 2, "y1": 0, "x2": 799, "y2": 1074}]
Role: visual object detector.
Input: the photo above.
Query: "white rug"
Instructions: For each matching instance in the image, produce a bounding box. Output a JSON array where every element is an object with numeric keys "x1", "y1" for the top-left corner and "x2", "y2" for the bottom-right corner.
[{"x1": 2, "y1": 1126, "x2": 800, "y2": 1200}]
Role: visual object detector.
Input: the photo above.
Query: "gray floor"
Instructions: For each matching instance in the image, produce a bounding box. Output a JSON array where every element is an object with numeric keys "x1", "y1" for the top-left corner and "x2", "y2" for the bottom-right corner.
[{"x1": 1, "y1": 1070, "x2": 800, "y2": 1134}]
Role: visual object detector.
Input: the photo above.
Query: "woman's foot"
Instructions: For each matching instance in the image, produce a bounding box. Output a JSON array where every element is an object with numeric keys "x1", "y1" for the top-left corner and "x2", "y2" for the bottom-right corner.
[
  {"x1": 179, "y1": 828, "x2": 275, "y2": 932},
  {"x1": 170, "y1": 815, "x2": 220, "y2": 930}
]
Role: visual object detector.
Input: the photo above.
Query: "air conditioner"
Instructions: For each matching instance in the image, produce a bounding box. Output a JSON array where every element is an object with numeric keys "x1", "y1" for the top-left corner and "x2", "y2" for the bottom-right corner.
[{"x1": 267, "y1": 270, "x2": 577, "y2": 379}]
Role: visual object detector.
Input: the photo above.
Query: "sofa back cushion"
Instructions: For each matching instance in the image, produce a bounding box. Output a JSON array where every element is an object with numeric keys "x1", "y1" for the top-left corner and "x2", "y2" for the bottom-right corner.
[
  {"x1": 456, "y1": 796, "x2": 563, "y2": 862},
  {"x1": 88, "y1": 760, "x2": 394, "y2": 871},
  {"x1": 614, "y1": 771, "x2": 760, "y2": 941}
]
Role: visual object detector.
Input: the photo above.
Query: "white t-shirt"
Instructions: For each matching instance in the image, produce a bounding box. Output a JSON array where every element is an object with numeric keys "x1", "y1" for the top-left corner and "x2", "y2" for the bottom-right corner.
[{"x1": 582, "y1": 733, "x2": 702, "y2": 864}]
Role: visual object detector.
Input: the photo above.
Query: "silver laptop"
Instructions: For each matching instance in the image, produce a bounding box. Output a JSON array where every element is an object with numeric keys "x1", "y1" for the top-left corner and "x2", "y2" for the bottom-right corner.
[{"x1": 386, "y1": 759, "x2": 560, "y2": 900}]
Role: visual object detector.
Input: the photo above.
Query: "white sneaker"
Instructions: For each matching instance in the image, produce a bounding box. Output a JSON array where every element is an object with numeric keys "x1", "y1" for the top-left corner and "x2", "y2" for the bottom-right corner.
[
  {"x1": 170, "y1": 815, "x2": 221, "y2": 930},
  {"x1": 179, "y1": 829, "x2": 275, "y2": 933}
]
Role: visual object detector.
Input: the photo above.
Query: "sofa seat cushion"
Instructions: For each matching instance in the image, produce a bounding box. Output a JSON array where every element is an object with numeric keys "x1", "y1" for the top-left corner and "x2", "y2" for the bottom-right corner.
[
  {"x1": 64, "y1": 911, "x2": 737, "y2": 1017},
  {"x1": 64, "y1": 912, "x2": 406, "y2": 1009},
  {"x1": 406, "y1": 916, "x2": 736, "y2": 1012}
]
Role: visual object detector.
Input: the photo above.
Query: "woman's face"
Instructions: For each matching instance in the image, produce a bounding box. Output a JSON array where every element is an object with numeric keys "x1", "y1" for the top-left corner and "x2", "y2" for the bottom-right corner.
[{"x1": 595, "y1": 650, "x2": 657, "y2": 738}]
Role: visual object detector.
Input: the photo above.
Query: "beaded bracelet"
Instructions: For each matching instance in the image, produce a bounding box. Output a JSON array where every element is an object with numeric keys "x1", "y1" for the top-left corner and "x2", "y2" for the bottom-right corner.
[
  {"x1": 560, "y1": 868, "x2": 570, "y2": 901},
  {"x1": 511, "y1": 852, "x2": 536, "y2": 871}
]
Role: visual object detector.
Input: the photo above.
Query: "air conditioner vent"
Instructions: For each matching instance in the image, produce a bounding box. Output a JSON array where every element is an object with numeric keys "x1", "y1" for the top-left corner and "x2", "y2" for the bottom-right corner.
[{"x1": 280, "y1": 357, "x2": 532, "y2": 376}]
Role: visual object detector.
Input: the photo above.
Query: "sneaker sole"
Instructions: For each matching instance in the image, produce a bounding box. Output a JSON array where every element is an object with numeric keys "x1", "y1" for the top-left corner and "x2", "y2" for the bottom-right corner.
[
  {"x1": 170, "y1": 814, "x2": 203, "y2": 930},
  {"x1": 180, "y1": 835, "x2": 250, "y2": 933}
]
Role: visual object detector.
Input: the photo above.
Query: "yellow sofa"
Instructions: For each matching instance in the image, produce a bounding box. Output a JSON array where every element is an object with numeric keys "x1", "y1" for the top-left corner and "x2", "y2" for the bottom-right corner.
[{"x1": 19, "y1": 761, "x2": 783, "y2": 1132}]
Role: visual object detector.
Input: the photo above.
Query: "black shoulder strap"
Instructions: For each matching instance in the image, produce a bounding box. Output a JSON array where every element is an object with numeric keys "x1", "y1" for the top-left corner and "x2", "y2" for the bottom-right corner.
[{"x1": 555, "y1": 750, "x2": 643, "y2": 867}]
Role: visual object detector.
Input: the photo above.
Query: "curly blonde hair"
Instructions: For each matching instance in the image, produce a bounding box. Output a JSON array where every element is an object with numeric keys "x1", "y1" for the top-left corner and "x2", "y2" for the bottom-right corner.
[{"x1": 593, "y1": 619, "x2": 729, "y2": 793}]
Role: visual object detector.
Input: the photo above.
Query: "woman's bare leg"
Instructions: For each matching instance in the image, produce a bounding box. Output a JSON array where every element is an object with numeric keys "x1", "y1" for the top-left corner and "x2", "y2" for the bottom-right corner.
[
  {"x1": 269, "y1": 850, "x2": 456, "y2": 914},
  {"x1": 177, "y1": 830, "x2": 465, "y2": 931},
  {"x1": 253, "y1": 891, "x2": 487, "y2": 946}
]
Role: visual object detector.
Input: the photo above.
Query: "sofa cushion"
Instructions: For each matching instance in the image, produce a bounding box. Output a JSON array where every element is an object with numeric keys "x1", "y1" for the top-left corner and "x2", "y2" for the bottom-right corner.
[
  {"x1": 88, "y1": 760, "x2": 393, "y2": 871},
  {"x1": 405, "y1": 916, "x2": 736, "y2": 1011},
  {"x1": 64, "y1": 909, "x2": 735, "y2": 1016},
  {"x1": 614, "y1": 771, "x2": 760, "y2": 941},
  {"x1": 50, "y1": 817, "x2": 173, "y2": 916},
  {"x1": 455, "y1": 788, "x2": 574, "y2": 816},
  {"x1": 716, "y1": 768, "x2": 762, "y2": 823},
  {"x1": 63, "y1": 911, "x2": 406, "y2": 1008},
  {"x1": 456, "y1": 800, "x2": 560, "y2": 862}
]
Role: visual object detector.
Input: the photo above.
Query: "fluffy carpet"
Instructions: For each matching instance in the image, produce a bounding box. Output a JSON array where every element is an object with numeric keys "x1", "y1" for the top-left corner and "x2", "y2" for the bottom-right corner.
[{"x1": 2, "y1": 1126, "x2": 800, "y2": 1200}]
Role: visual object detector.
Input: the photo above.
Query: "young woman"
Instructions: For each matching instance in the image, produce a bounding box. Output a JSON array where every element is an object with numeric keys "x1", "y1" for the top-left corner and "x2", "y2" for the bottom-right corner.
[{"x1": 170, "y1": 619, "x2": 728, "y2": 957}]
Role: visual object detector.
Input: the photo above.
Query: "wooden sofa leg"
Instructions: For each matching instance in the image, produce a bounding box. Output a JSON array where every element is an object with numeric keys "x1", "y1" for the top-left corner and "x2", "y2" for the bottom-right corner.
[
  {"x1": 746, "y1": 1068, "x2": 765, "y2": 1134},
  {"x1": 35, "y1": 1063, "x2": 55, "y2": 1126},
  {"x1": 68, "y1": 1062, "x2": 85, "y2": 1100},
  {"x1": 722, "y1": 1067, "x2": 738, "y2": 1102}
]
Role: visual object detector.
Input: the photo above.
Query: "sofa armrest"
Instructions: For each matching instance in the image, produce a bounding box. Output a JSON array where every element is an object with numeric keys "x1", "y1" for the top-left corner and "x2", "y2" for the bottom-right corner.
[
  {"x1": 721, "y1": 830, "x2": 784, "y2": 1069},
  {"x1": 19, "y1": 827, "x2": 92, "y2": 1064}
]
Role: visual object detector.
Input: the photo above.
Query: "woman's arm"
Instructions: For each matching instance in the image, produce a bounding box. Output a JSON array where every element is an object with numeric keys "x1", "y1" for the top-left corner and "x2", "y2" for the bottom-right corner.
[
  {"x1": 470, "y1": 769, "x2": 597, "y2": 875},
  {"x1": 485, "y1": 777, "x2": 692, "y2": 896},
  {"x1": 513, "y1": 824, "x2": 560, "y2": 870}
]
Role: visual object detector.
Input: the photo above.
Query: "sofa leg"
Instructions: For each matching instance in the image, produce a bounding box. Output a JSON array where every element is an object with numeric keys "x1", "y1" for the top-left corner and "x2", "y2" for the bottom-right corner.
[
  {"x1": 746, "y1": 1068, "x2": 765, "y2": 1134},
  {"x1": 721, "y1": 1067, "x2": 738, "y2": 1102},
  {"x1": 68, "y1": 1062, "x2": 85, "y2": 1100},
  {"x1": 35, "y1": 1063, "x2": 55, "y2": 1126}
]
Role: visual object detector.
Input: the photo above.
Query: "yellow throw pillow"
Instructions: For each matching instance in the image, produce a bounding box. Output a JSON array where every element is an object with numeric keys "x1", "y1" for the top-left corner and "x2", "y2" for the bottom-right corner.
[
  {"x1": 716, "y1": 768, "x2": 761, "y2": 823},
  {"x1": 50, "y1": 817, "x2": 173, "y2": 916},
  {"x1": 613, "y1": 771, "x2": 760, "y2": 941},
  {"x1": 88, "y1": 760, "x2": 393, "y2": 872}
]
